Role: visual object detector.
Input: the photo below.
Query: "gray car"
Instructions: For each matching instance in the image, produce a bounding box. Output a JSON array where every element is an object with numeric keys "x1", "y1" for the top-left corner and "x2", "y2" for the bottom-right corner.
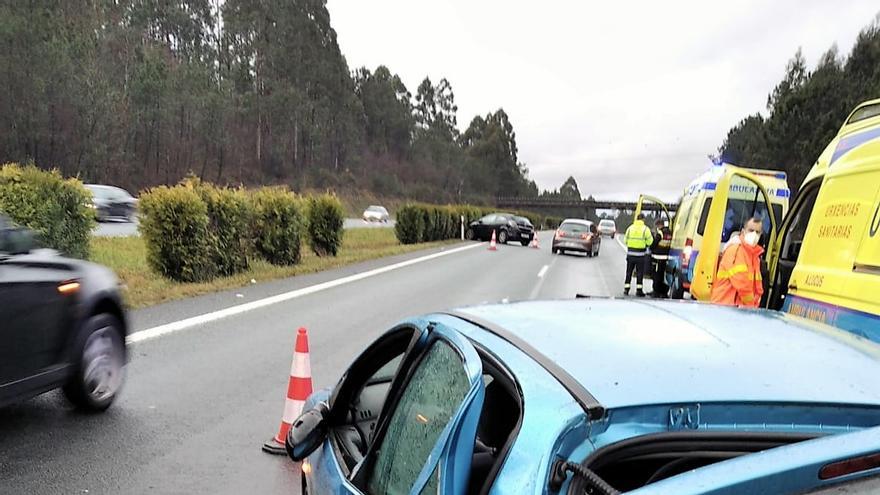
[
  {"x1": 85, "y1": 184, "x2": 138, "y2": 222},
  {"x1": 551, "y1": 219, "x2": 601, "y2": 257}
]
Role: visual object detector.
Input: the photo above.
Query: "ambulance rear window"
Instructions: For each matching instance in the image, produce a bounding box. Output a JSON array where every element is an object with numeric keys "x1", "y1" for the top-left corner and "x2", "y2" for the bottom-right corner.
[{"x1": 847, "y1": 103, "x2": 880, "y2": 124}]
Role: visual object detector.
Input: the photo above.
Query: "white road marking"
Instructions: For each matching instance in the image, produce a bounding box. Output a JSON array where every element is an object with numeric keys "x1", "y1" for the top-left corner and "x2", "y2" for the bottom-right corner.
[
  {"x1": 616, "y1": 235, "x2": 626, "y2": 250},
  {"x1": 529, "y1": 256, "x2": 558, "y2": 300},
  {"x1": 128, "y1": 242, "x2": 484, "y2": 344},
  {"x1": 537, "y1": 265, "x2": 549, "y2": 278}
]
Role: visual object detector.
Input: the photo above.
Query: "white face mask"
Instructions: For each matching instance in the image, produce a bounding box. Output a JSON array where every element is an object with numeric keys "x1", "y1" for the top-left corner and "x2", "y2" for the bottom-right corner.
[{"x1": 743, "y1": 231, "x2": 760, "y2": 246}]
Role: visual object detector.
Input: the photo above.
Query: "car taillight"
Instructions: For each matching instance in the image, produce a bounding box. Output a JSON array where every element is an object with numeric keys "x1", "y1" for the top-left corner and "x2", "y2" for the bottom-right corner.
[
  {"x1": 556, "y1": 230, "x2": 564, "y2": 239},
  {"x1": 580, "y1": 233, "x2": 589, "y2": 240},
  {"x1": 819, "y1": 453, "x2": 880, "y2": 480},
  {"x1": 682, "y1": 238, "x2": 693, "y2": 266}
]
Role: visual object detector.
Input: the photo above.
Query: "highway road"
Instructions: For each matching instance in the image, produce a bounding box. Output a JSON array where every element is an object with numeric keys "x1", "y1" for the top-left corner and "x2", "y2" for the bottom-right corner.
[
  {"x1": 0, "y1": 231, "x2": 647, "y2": 494},
  {"x1": 93, "y1": 218, "x2": 395, "y2": 237}
]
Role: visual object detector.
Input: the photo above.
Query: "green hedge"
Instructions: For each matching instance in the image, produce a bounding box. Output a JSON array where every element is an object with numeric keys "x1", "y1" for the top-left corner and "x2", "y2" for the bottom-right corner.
[
  {"x1": 0, "y1": 163, "x2": 95, "y2": 258},
  {"x1": 139, "y1": 180, "x2": 309, "y2": 281},
  {"x1": 395, "y1": 205, "x2": 425, "y2": 244},
  {"x1": 544, "y1": 216, "x2": 562, "y2": 229},
  {"x1": 191, "y1": 180, "x2": 251, "y2": 276},
  {"x1": 139, "y1": 185, "x2": 216, "y2": 282},
  {"x1": 307, "y1": 193, "x2": 345, "y2": 256},
  {"x1": 250, "y1": 187, "x2": 305, "y2": 265},
  {"x1": 395, "y1": 203, "x2": 548, "y2": 244}
]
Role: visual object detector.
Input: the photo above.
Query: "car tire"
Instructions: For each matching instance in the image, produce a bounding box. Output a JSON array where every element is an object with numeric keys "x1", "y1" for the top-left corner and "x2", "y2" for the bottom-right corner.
[
  {"x1": 521, "y1": 239, "x2": 530, "y2": 246},
  {"x1": 551, "y1": 247, "x2": 558, "y2": 254},
  {"x1": 465, "y1": 228, "x2": 475, "y2": 241},
  {"x1": 63, "y1": 314, "x2": 126, "y2": 412},
  {"x1": 498, "y1": 230, "x2": 508, "y2": 244}
]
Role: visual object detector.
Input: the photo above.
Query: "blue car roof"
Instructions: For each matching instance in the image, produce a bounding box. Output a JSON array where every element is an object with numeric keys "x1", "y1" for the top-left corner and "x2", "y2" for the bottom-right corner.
[{"x1": 455, "y1": 299, "x2": 880, "y2": 410}]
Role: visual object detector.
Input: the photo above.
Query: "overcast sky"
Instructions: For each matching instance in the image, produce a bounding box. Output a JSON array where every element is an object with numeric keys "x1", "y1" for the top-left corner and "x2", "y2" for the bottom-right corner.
[{"x1": 327, "y1": 1, "x2": 879, "y2": 201}]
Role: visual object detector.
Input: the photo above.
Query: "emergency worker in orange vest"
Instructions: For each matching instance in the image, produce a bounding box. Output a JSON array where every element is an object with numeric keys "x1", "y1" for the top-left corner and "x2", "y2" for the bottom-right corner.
[{"x1": 710, "y1": 217, "x2": 765, "y2": 307}]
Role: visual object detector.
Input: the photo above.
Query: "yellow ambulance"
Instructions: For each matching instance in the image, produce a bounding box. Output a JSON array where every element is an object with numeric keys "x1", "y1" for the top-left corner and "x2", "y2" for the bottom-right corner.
[
  {"x1": 635, "y1": 162, "x2": 790, "y2": 299},
  {"x1": 639, "y1": 99, "x2": 880, "y2": 339},
  {"x1": 764, "y1": 98, "x2": 880, "y2": 339}
]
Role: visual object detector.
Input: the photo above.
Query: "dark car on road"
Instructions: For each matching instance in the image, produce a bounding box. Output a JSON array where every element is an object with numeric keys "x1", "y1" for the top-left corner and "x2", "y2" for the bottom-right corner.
[
  {"x1": 0, "y1": 215, "x2": 128, "y2": 412},
  {"x1": 465, "y1": 213, "x2": 523, "y2": 245},
  {"x1": 511, "y1": 215, "x2": 535, "y2": 246},
  {"x1": 85, "y1": 184, "x2": 138, "y2": 222},
  {"x1": 552, "y1": 218, "x2": 601, "y2": 256}
]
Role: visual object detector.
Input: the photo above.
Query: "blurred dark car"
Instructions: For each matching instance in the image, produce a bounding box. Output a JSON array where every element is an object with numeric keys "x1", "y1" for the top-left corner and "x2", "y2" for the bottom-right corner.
[
  {"x1": 512, "y1": 216, "x2": 535, "y2": 246},
  {"x1": 465, "y1": 213, "x2": 520, "y2": 244},
  {"x1": 85, "y1": 184, "x2": 137, "y2": 222},
  {"x1": 552, "y1": 219, "x2": 601, "y2": 257},
  {"x1": 0, "y1": 215, "x2": 128, "y2": 411}
]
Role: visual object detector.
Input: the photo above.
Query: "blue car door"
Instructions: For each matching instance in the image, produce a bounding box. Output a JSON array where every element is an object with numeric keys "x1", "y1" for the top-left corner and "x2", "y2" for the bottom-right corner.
[
  {"x1": 345, "y1": 324, "x2": 485, "y2": 495},
  {"x1": 630, "y1": 425, "x2": 880, "y2": 495}
]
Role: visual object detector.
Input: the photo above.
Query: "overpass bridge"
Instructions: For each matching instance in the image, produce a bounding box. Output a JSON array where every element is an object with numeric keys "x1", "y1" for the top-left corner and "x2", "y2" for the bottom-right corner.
[{"x1": 495, "y1": 197, "x2": 679, "y2": 213}]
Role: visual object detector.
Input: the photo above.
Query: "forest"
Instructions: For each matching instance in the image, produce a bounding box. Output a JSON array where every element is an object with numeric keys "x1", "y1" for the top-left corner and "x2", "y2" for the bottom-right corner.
[{"x1": 0, "y1": 1, "x2": 538, "y2": 203}]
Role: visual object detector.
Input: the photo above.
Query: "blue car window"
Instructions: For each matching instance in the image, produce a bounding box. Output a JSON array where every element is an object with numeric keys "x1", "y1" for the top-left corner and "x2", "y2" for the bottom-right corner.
[
  {"x1": 366, "y1": 340, "x2": 470, "y2": 495},
  {"x1": 418, "y1": 465, "x2": 440, "y2": 495}
]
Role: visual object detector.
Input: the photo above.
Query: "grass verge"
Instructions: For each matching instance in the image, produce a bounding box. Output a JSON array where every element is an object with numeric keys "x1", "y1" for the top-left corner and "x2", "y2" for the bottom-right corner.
[{"x1": 91, "y1": 229, "x2": 456, "y2": 309}]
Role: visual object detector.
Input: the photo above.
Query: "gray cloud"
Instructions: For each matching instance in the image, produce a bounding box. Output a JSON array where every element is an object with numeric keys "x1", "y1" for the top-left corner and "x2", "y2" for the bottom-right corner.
[{"x1": 328, "y1": 0, "x2": 880, "y2": 200}]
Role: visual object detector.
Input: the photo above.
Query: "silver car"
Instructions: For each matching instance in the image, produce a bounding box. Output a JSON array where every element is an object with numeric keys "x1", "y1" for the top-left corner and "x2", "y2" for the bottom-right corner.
[
  {"x1": 363, "y1": 205, "x2": 390, "y2": 223},
  {"x1": 597, "y1": 219, "x2": 617, "y2": 237}
]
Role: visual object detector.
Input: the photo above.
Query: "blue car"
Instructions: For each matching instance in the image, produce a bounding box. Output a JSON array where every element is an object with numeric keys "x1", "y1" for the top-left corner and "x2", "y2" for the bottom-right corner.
[{"x1": 286, "y1": 299, "x2": 880, "y2": 494}]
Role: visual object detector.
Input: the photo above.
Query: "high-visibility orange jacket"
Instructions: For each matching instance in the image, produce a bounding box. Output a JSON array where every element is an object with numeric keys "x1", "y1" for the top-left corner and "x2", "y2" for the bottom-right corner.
[{"x1": 710, "y1": 236, "x2": 765, "y2": 307}]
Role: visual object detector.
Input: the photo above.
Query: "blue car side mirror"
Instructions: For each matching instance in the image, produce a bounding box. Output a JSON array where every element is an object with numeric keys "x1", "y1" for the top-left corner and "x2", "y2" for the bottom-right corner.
[{"x1": 286, "y1": 402, "x2": 330, "y2": 462}]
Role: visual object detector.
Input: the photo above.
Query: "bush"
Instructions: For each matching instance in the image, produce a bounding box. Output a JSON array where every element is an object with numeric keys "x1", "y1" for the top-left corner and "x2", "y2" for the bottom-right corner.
[
  {"x1": 250, "y1": 187, "x2": 305, "y2": 265},
  {"x1": 307, "y1": 193, "x2": 345, "y2": 256},
  {"x1": 544, "y1": 216, "x2": 563, "y2": 229},
  {"x1": 138, "y1": 186, "x2": 216, "y2": 282},
  {"x1": 190, "y1": 180, "x2": 251, "y2": 276},
  {"x1": 0, "y1": 163, "x2": 95, "y2": 258},
  {"x1": 395, "y1": 204, "x2": 425, "y2": 244}
]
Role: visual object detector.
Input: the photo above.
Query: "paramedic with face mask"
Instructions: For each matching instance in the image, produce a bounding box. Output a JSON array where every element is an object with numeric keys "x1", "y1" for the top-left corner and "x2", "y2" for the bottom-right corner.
[{"x1": 710, "y1": 216, "x2": 765, "y2": 307}]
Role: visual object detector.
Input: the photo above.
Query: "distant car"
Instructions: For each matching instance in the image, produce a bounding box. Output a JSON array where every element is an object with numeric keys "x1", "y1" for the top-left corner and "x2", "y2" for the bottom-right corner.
[
  {"x1": 0, "y1": 215, "x2": 128, "y2": 412},
  {"x1": 511, "y1": 216, "x2": 535, "y2": 246},
  {"x1": 552, "y1": 219, "x2": 601, "y2": 256},
  {"x1": 597, "y1": 218, "x2": 617, "y2": 237},
  {"x1": 85, "y1": 184, "x2": 137, "y2": 222},
  {"x1": 362, "y1": 205, "x2": 390, "y2": 223},
  {"x1": 286, "y1": 299, "x2": 880, "y2": 495},
  {"x1": 466, "y1": 213, "x2": 520, "y2": 244}
]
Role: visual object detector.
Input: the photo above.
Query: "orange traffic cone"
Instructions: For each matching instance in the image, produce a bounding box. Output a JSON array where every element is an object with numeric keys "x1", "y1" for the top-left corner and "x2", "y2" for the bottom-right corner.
[
  {"x1": 488, "y1": 230, "x2": 498, "y2": 251},
  {"x1": 263, "y1": 327, "x2": 313, "y2": 455},
  {"x1": 530, "y1": 231, "x2": 540, "y2": 249}
]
